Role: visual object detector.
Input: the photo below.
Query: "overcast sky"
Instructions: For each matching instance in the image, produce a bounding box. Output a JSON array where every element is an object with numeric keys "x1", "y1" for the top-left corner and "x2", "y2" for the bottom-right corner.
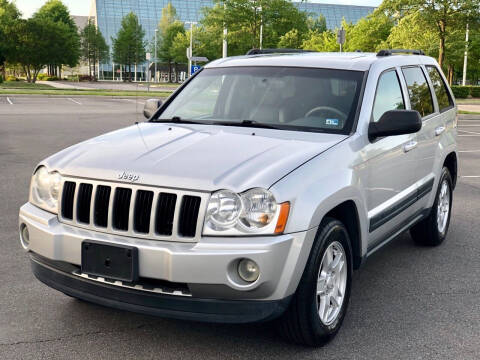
[{"x1": 17, "y1": 0, "x2": 382, "y2": 18}]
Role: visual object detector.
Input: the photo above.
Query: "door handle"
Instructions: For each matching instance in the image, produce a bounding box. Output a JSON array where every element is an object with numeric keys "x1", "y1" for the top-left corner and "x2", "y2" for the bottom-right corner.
[
  {"x1": 435, "y1": 126, "x2": 446, "y2": 136},
  {"x1": 403, "y1": 141, "x2": 418, "y2": 153}
]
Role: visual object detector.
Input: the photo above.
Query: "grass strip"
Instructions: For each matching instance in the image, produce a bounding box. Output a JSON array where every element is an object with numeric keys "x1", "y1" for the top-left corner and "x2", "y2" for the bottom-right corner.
[{"x1": 0, "y1": 88, "x2": 171, "y2": 97}]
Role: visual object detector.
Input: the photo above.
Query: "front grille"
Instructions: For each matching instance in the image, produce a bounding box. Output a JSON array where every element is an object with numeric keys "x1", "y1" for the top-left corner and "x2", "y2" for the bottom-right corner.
[{"x1": 58, "y1": 178, "x2": 206, "y2": 242}]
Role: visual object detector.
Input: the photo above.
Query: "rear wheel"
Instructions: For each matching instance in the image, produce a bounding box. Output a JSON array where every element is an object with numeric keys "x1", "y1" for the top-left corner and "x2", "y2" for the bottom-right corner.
[
  {"x1": 278, "y1": 217, "x2": 352, "y2": 346},
  {"x1": 410, "y1": 167, "x2": 453, "y2": 246}
]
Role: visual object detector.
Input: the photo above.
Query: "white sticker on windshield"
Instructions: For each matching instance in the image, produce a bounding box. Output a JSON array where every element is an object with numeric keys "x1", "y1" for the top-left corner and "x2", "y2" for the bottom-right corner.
[{"x1": 326, "y1": 118, "x2": 339, "y2": 126}]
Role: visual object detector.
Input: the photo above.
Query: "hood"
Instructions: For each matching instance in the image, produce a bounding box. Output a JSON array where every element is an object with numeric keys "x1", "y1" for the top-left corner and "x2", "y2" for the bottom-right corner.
[{"x1": 43, "y1": 123, "x2": 347, "y2": 192}]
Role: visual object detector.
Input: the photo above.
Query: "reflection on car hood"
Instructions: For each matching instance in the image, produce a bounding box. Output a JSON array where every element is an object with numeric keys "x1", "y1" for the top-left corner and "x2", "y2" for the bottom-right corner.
[{"x1": 43, "y1": 123, "x2": 347, "y2": 192}]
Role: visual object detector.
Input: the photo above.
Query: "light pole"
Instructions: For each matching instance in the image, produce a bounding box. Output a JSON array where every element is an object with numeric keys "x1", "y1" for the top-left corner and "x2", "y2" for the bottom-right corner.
[
  {"x1": 259, "y1": 6, "x2": 263, "y2": 50},
  {"x1": 154, "y1": 29, "x2": 158, "y2": 83},
  {"x1": 185, "y1": 21, "x2": 197, "y2": 78},
  {"x1": 222, "y1": 2, "x2": 227, "y2": 58},
  {"x1": 462, "y1": 23, "x2": 469, "y2": 86}
]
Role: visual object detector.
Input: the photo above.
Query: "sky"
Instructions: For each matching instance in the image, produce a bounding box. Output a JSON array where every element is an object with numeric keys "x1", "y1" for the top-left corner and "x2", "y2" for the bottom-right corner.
[{"x1": 16, "y1": 0, "x2": 382, "y2": 18}]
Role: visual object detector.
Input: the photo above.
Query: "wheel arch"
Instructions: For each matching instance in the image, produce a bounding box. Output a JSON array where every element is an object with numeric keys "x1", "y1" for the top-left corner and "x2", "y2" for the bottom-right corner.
[
  {"x1": 443, "y1": 151, "x2": 457, "y2": 189},
  {"x1": 323, "y1": 200, "x2": 363, "y2": 270}
]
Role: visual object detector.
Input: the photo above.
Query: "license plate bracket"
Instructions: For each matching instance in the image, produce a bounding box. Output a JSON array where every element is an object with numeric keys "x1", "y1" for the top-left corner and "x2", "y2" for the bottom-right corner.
[{"x1": 81, "y1": 241, "x2": 139, "y2": 282}]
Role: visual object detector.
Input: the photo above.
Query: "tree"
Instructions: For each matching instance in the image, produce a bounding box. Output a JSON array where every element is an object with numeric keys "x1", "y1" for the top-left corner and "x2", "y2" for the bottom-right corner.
[
  {"x1": 81, "y1": 19, "x2": 109, "y2": 80},
  {"x1": 112, "y1": 12, "x2": 145, "y2": 82},
  {"x1": 302, "y1": 30, "x2": 338, "y2": 52},
  {"x1": 343, "y1": 11, "x2": 394, "y2": 52},
  {"x1": 8, "y1": 18, "x2": 56, "y2": 82},
  {"x1": 307, "y1": 14, "x2": 327, "y2": 33},
  {"x1": 278, "y1": 28, "x2": 305, "y2": 49},
  {"x1": 154, "y1": 4, "x2": 185, "y2": 82},
  {"x1": 202, "y1": 0, "x2": 309, "y2": 55},
  {"x1": 0, "y1": 0, "x2": 20, "y2": 78},
  {"x1": 380, "y1": 0, "x2": 480, "y2": 69},
  {"x1": 32, "y1": 0, "x2": 80, "y2": 77}
]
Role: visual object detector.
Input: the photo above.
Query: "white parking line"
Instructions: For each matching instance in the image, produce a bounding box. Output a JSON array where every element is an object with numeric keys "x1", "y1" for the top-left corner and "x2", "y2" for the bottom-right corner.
[
  {"x1": 459, "y1": 150, "x2": 480, "y2": 153},
  {"x1": 461, "y1": 176, "x2": 480, "y2": 178},
  {"x1": 6, "y1": 97, "x2": 13, "y2": 105},
  {"x1": 458, "y1": 129, "x2": 480, "y2": 135},
  {"x1": 67, "y1": 98, "x2": 82, "y2": 105},
  {"x1": 119, "y1": 98, "x2": 145, "y2": 105}
]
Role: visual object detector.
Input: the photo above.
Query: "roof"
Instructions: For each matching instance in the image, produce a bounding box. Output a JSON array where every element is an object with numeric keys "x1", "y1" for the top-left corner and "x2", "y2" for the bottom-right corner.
[{"x1": 205, "y1": 52, "x2": 438, "y2": 72}]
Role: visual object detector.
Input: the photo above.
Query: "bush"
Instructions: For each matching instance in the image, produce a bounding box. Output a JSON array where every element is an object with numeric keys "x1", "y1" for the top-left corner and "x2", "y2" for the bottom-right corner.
[
  {"x1": 0, "y1": 75, "x2": 3, "y2": 84},
  {"x1": 37, "y1": 73, "x2": 48, "y2": 80},
  {"x1": 6, "y1": 76, "x2": 19, "y2": 81},
  {"x1": 470, "y1": 86, "x2": 480, "y2": 98},
  {"x1": 451, "y1": 85, "x2": 470, "y2": 99}
]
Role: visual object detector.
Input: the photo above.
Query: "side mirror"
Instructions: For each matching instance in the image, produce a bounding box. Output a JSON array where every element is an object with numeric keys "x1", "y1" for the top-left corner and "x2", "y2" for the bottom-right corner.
[
  {"x1": 368, "y1": 110, "x2": 422, "y2": 141},
  {"x1": 143, "y1": 99, "x2": 163, "y2": 119}
]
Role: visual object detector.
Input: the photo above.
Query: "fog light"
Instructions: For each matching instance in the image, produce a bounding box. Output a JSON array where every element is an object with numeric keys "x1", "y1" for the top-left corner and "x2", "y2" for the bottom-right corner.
[
  {"x1": 20, "y1": 224, "x2": 30, "y2": 248},
  {"x1": 238, "y1": 259, "x2": 259, "y2": 283}
]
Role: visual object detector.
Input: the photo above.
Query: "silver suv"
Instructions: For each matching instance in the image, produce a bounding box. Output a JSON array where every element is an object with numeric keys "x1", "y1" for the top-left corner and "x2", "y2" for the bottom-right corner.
[{"x1": 19, "y1": 50, "x2": 457, "y2": 346}]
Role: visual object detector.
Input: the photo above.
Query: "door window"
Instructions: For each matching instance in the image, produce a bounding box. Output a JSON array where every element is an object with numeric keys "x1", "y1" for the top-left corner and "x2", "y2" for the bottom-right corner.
[
  {"x1": 372, "y1": 70, "x2": 405, "y2": 122},
  {"x1": 402, "y1": 67, "x2": 434, "y2": 117},
  {"x1": 426, "y1": 66, "x2": 453, "y2": 112}
]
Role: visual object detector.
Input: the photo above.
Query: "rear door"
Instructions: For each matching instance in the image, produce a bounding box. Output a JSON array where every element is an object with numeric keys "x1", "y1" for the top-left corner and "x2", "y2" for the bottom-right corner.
[{"x1": 402, "y1": 65, "x2": 455, "y2": 208}]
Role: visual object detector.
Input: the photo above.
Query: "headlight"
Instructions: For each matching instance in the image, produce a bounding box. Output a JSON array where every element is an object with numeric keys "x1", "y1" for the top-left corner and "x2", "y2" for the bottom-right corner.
[
  {"x1": 203, "y1": 188, "x2": 290, "y2": 236},
  {"x1": 29, "y1": 166, "x2": 63, "y2": 214}
]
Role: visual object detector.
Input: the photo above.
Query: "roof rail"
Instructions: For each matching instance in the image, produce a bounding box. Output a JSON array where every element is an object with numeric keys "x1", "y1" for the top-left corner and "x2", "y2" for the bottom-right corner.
[
  {"x1": 377, "y1": 49, "x2": 425, "y2": 57},
  {"x1": 246, "y1": 48, "x2": 314, "y2": 55}
]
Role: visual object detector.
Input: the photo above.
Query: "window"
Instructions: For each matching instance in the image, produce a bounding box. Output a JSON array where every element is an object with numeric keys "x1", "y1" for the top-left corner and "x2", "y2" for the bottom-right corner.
[
  {"x1": 159, "y1": 67, "x2": 365, "y2": 134},
  {"x1": 402, "y1": 67, "x2": 434, "y2": 117},
  {"x1": 426, "y1": 66, "x2": 453, "y2": 112},
  {"x1": 372, "y1": 70, "x2": 405, "y2": 122}
]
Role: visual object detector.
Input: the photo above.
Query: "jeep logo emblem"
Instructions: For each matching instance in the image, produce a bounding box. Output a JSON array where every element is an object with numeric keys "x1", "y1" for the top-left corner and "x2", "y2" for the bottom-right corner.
[{"x1": 117, "y1": 171, "x2": 140, "y2": 182}]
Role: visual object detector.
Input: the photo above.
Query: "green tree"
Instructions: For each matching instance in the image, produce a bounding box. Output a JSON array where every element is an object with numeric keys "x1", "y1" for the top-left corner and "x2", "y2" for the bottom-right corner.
[
  {"x1": 380, "y1": 0, "x2": 480, "y2": 69},
  {"x1": 8, "y1": 18, "x2": 58, "y2": 82},
  {"x1": 202, "y1": 0, "x2": 309, "y2": 55},
  {"x1": 302, "y1": 30, "x2": 338, "y2": 52},
  {"x1": 278, "y1": 28, "x2": 305, "y2": 49},
  {"x1": 80, "y1": 19, "x2": 109, "y2": 80},
  {"x1": 0, "y1": 0, "x2": 21, "y2": 78},
  {"x1": 154, "y1": 4, "x2": 185, "y2": 82},
  {"x1": 343, "y1": 11, "x2": 394, "y2": 52},
  {"x1": 112, "y1": 12, "x2": 146, "y2": 82},
  {"x1": 32, "y1": 0, "x2": 80, "y2": 77},
  {"x1": 307, "y1": 14, "x2": 327, "y2": 33}
]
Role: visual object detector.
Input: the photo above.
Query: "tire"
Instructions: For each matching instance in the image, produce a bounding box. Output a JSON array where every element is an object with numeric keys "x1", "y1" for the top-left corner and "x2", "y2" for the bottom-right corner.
[
  {"x1": 410, "y1": 167, "x2": 453, "y2": 246},
  {"x1": 278, "y1": 217, "x2": 353, "y2": 346}
]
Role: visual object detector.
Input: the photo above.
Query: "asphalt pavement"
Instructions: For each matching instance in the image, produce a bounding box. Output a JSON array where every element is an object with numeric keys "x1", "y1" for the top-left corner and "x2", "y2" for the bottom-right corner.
[{"x1": 1, "y1": 96, "x2": 479, "y2": 359}]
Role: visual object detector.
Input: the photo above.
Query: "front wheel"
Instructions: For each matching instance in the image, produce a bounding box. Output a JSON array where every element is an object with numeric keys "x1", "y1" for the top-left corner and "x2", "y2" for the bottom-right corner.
[
  {"x1": 410, "y1": 167, "x2": 453, "y2": 246},
  {"x1": 278, "y1": 217, "x2": 353, "y2": 346}
]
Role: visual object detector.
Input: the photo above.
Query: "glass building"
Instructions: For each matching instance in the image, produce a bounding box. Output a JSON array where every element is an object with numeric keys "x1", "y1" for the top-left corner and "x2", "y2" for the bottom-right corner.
[{"x1": 90, "y1": 0, "x2": 375, "y2": 80}]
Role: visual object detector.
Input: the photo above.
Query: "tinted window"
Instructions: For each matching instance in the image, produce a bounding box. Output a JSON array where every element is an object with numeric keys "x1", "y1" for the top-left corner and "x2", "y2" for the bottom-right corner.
[
  {"x1": 402, "y1": 67, "x2": 434, "y2": 117},
  {"x1": 159, "y1": 67, "x2": 365, "y2": 134},
  {"x1": 372, "y1": 70, "x2": 405, "y2": 122},
  {"x1": 426, "y1": 66, "x2": 453, "y2": 112}
]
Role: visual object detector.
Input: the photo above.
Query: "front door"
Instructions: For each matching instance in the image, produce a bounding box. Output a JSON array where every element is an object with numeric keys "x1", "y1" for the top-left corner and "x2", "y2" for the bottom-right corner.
[{"x1": 363, "y1": 68, "x2": 420, "y2": 250}]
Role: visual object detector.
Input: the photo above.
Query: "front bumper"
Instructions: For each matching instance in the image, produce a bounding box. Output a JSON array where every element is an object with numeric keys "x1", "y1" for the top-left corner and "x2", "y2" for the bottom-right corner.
[
  {"x1": 30, "y1": 254, "x2": 291, "y2": 323},
  {"x1": 20, "y1": 203, "x2": 316, "y2": 303}
]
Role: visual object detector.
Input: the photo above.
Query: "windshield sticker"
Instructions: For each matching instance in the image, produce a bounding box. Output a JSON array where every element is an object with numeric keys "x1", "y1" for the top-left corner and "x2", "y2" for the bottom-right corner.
[{"x1": 326, "y1": 119, "x2": 339, "y2": 126}]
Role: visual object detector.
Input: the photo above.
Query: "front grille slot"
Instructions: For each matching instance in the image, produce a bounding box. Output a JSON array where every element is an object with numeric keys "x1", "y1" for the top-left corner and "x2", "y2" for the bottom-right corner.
[
  {"x1": 94, "y1": 185, "x2": 111, "y2": 227},
  {"x1": 61, "y1": 181, "x2": 76, "y2": 220},
  {"x1": 112, "y1": 187, "x2": 132, "y2": 231},
  {"x1": 155, "y1": 193, "x2": 177, "y2": 236},
  {"x1": 133, "y1": 190, "x2": 154, "y2": 233},
  {"x1": 76, "y1": 183, "x2": 93, "y2": 224},
  {"x1": 178, "y1": 196, "x2": 201, "y2": 237}
]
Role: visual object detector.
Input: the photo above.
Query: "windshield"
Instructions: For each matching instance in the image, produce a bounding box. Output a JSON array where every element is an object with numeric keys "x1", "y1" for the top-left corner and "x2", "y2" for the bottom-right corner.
[{"x1": 156, "y1": 66, "x2": 365, "y2": 134}]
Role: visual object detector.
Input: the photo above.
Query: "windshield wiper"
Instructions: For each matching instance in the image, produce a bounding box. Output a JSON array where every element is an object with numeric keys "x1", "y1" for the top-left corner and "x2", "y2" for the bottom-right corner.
[
  {"x1": 152, "y1": 116, "x2": 206, "y2": 125},
  {"x1": 212, "y1": 120, "x2": 284, "y2": 130}
]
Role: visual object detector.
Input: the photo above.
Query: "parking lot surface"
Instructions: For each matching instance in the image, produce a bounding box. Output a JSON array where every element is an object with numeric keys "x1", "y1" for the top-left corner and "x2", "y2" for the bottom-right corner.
[{"x1": 1, "y1": 96, "x2": 479, "y2": 359}]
